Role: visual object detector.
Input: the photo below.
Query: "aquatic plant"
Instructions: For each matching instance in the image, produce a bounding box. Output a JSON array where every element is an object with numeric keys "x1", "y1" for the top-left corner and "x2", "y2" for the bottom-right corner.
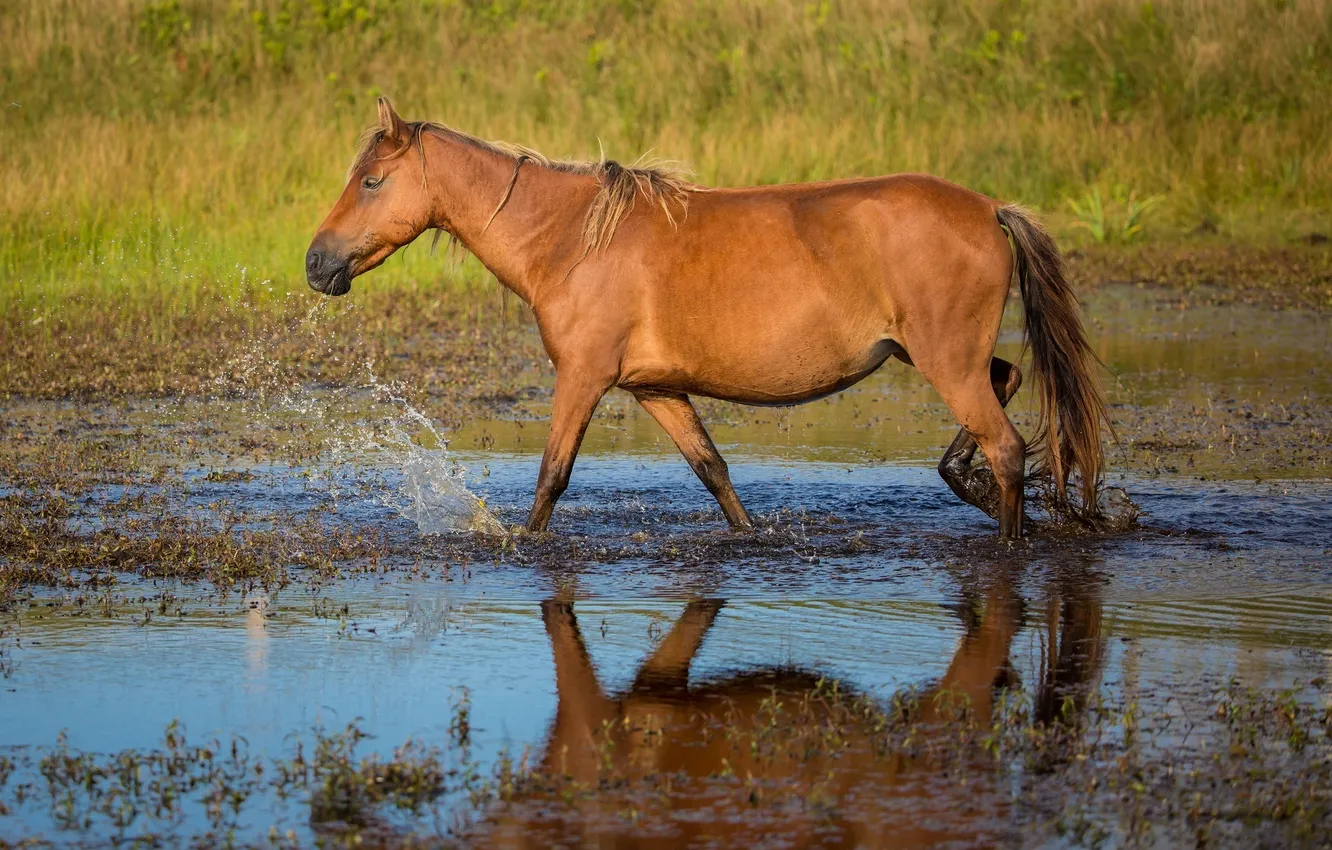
[
  {"x1": 1068, "y1": 186, "x2": 1166, "y2": 244},
  {"x1": 0, "y1": 677, "x2": 1326, "y2": 845}
]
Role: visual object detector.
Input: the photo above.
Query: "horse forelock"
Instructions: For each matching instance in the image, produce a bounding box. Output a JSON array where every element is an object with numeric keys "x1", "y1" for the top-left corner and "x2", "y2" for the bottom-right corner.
[
  {"x1": 346, "y1": 124, "x2": 420, "y2": 182},
  {"x1": 347, "y1": 119, "x2": 693, "y2": 251}
]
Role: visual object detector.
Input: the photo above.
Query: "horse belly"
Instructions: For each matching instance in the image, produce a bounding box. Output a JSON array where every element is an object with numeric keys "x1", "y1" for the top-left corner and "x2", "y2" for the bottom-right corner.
[
  {"x1": 700, "y1": 338, "x2": 895, "y2": 404},
  {"x1": 625, "y1": 314, "x2": 898, "y2": 405}
]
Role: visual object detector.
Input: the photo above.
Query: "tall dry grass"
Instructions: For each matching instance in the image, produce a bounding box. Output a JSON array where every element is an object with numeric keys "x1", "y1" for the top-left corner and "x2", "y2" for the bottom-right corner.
[{"x1": 2, "y1": 0, "x2": 1329, "y2": 320}]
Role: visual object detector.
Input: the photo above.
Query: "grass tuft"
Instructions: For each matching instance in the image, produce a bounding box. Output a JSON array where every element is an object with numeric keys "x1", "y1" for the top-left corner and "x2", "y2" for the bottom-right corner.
[{"x1": 2, "y1": 0, "x2": 1330, "y2": 322}]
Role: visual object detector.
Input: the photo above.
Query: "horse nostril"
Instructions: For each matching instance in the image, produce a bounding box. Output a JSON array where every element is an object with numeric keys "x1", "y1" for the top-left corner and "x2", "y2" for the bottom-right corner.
[{"x1": 305, "y1": 250, "x2": 323, "y2": 276}]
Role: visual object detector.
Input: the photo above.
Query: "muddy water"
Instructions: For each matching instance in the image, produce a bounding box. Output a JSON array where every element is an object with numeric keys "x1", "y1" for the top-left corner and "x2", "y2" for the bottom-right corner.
[{"x1": 1, "y1": 286, "x2": 1330, "y2": 846}]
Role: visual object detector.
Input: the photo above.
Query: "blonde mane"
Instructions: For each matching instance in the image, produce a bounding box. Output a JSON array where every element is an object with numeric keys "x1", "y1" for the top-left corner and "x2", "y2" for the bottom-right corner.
[{"x1": 350, "y1": 121, "x2": 694, "y2": 253}]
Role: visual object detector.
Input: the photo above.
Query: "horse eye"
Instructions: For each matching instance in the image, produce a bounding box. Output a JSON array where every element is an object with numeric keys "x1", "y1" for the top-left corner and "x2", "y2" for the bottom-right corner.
[{"x1": 362, "y1": 175, "x2": 382, "y2": 190}]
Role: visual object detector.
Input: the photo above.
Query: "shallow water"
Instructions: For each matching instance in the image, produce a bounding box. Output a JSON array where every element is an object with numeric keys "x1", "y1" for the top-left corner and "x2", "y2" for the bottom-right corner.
[{"x1": 1, "y1": 286, "x2": 1330, "y2": 846}]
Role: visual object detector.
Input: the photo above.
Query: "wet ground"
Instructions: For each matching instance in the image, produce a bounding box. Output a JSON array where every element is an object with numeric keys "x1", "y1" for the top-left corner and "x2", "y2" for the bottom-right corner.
[{"x1": 1, "y1": 286, "x2": 1330, "y2": 847}]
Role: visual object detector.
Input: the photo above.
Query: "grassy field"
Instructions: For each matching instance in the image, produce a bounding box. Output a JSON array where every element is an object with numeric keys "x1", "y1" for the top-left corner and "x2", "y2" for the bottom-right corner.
[{"x1": 2, "y1": 0, "x2": 1331, "y2": 322}]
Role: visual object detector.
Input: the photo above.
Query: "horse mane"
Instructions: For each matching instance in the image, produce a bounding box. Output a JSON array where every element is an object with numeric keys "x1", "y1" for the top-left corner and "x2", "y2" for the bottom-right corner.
[{"x1": 349, "y1": 121, "x2": 694, "y2": 253}]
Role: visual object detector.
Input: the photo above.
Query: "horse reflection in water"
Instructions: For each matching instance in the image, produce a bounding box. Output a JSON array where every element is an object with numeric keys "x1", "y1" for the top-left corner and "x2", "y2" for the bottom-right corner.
[{"x1": 476, "y1": 572, "x2": 1104, "y2": 848}]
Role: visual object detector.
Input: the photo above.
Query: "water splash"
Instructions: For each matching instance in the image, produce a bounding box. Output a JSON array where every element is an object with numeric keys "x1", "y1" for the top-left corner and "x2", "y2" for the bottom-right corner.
[
  {"x1": 365, "y1": 376, "x2": 503, "y2": 535},
  {"x1": 209, "y1": 296, "x2": 502, "y2": 535}
]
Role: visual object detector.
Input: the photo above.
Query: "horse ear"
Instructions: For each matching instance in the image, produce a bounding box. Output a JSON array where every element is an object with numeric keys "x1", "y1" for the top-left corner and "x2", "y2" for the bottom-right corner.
[{"x1": 377, "y1": 96, "x2": 409, "y2": 145}]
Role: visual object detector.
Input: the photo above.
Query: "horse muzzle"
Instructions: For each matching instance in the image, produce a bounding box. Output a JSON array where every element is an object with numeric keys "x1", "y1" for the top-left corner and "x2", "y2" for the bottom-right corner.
[{"x1": 305, "y1": 246, "x2": 352, "y2": 296}]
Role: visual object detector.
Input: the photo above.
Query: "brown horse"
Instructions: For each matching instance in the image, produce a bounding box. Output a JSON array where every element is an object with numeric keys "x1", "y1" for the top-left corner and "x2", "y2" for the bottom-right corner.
[
  {"x1": 307, "y1": 98, "x2": 1110, "y2": 538},
  {"x1": 470, "y1": 575, "x2": 1104, "y2": 847}
]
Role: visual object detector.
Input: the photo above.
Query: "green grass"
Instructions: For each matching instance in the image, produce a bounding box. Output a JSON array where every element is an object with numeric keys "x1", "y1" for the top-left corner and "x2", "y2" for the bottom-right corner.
[{"x1": 2, "y1": 0, "x2": 1330, "y2": 319}]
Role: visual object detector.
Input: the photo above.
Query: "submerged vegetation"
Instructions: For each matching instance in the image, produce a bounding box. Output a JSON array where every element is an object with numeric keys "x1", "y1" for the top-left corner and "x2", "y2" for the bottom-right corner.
[
  {"x1": 2, "y1": 0, "x2": 1330, "y2": 322},
  {"x1": 0, "y1": 678, "x2": 1327, "y2": 845}
]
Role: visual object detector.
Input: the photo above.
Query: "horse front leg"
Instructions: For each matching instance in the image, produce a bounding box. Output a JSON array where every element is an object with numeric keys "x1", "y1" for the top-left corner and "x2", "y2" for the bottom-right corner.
[
  {"x1": 630, "y1": 598, "x2": 725, "y2": 692},
  {"x1": 526, "y1": 371, "x2": 611, "y2": 532},
  {"x1": 541, "y1": 600, "x2": 617, "y2": 780},
  {"x1": 633, "y1": 391, "x2": 753, "y2": 529}
]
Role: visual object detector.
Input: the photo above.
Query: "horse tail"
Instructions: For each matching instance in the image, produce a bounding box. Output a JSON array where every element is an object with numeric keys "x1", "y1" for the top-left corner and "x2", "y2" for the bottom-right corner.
[{"x1": 996, "y1": 203, "x2": 1111, "y2": 515}]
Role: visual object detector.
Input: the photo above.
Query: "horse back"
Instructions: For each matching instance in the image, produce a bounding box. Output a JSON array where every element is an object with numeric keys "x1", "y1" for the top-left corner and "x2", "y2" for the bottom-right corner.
[{"x1": 594, "y1": 173, "x2": 1012, "y2": 403}]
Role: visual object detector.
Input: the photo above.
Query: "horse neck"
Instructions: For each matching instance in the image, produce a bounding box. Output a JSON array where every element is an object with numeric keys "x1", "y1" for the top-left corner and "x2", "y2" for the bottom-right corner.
[{"x1": 422, "y1": 133, "x2": 596, "y2": 306}]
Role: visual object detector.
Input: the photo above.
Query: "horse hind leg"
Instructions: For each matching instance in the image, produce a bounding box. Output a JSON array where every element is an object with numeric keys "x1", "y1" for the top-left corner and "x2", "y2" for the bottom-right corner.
[
  {"x1": 938, "y1": 358, "x2": 1022, "y2": 521},
  {"x1": 925, "y1": 362, "x2": 1026, "y2": 538}
]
